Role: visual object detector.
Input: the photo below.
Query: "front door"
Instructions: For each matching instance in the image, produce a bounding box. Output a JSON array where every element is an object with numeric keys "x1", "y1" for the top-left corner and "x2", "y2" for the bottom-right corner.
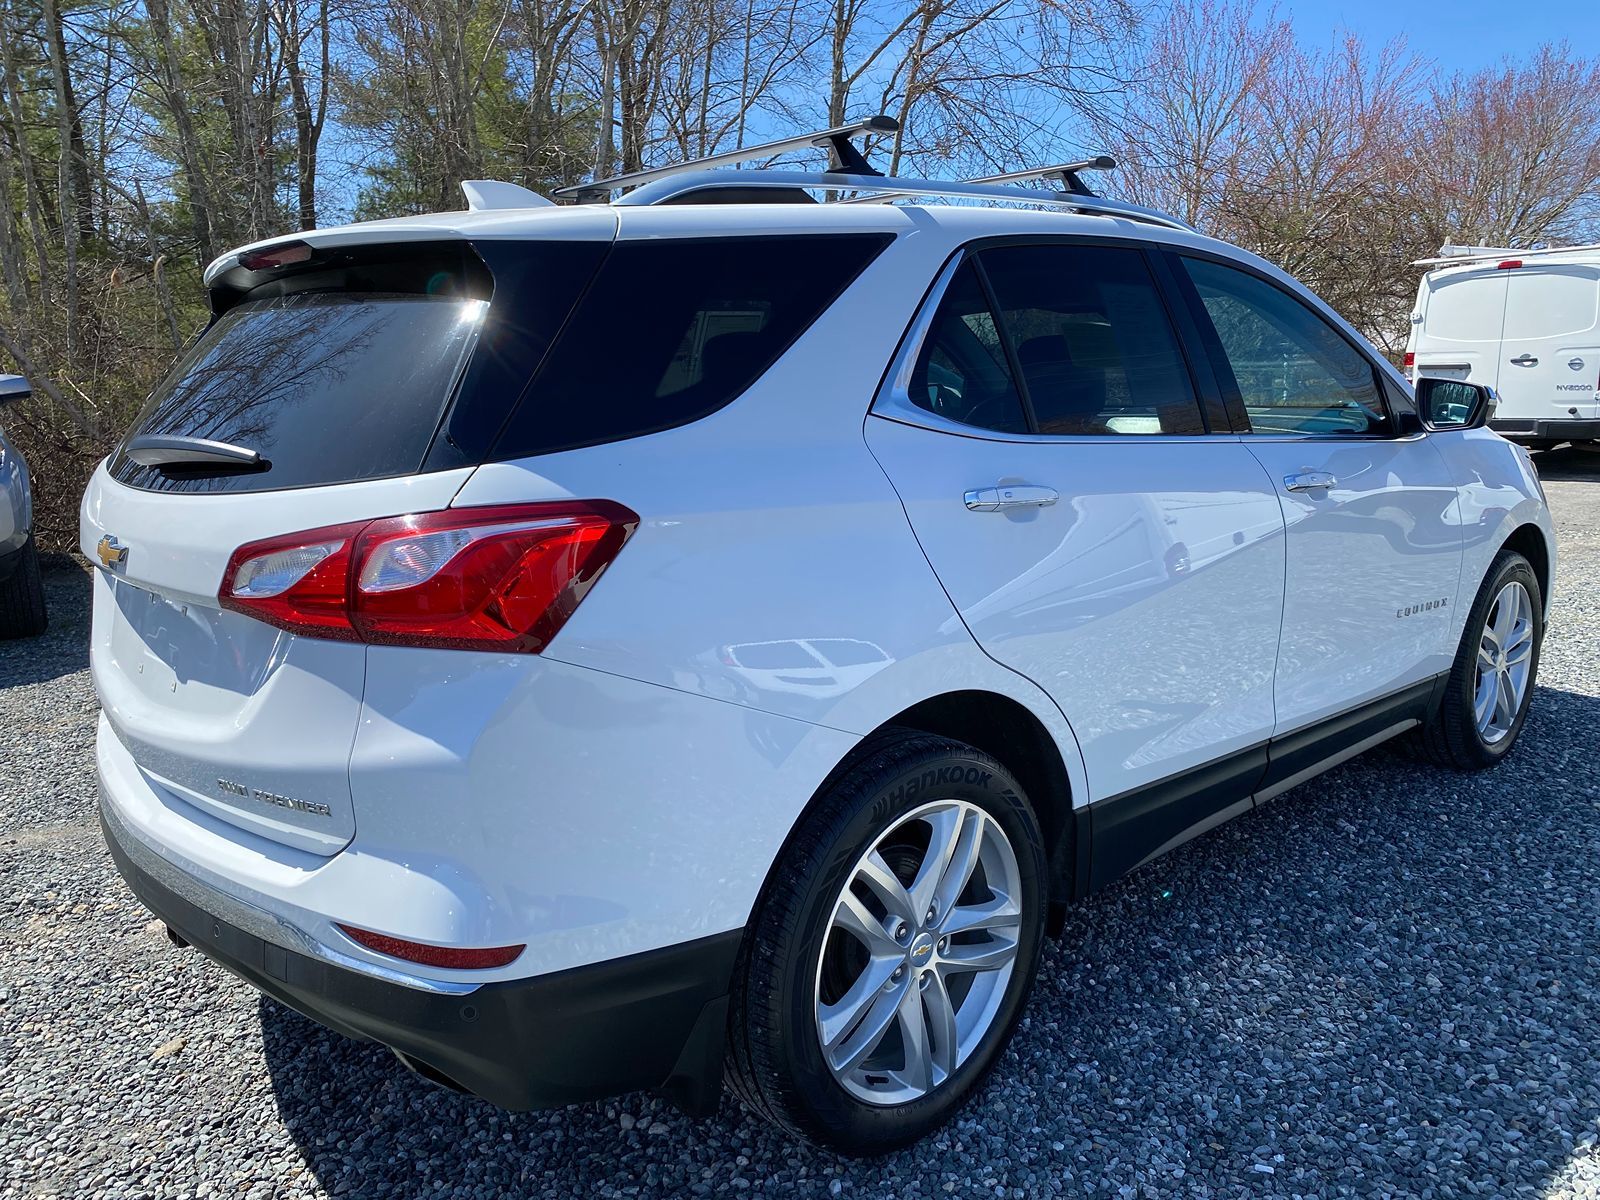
[
  {"x1": 1171, "y1": 253, "x2": 1465, "y2": 737},
  {"x1": 865, "y1": 241, "x2": 1286, "y2": 879}
]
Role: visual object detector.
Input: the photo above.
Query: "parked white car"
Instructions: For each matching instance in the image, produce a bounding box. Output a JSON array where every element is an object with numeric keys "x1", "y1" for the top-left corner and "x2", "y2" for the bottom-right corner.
[
  {"x1": 84, "y1": 121, "x2": 1555, "y2": 1153},
  {"x1": 0, "y1": 372, "x2": 47, "y2": 639},
  {"x1": 1406, "y1": 242, "x2": 1600, "y2": 449}
]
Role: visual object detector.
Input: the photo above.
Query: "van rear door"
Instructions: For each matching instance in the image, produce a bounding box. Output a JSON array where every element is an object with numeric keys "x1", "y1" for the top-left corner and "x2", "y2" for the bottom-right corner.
[
  {"x1": 1413, "y1": 266, "x2": 1508, "y2": 388},
  {"x1": 1496, "y1": 263, "x2": 1600, "y2": 426}
]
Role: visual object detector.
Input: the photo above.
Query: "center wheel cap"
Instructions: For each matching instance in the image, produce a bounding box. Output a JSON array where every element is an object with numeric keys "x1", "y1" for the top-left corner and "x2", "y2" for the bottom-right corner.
[{"x1": 908, "y1": 932, "x2": 936, "y2": 967}]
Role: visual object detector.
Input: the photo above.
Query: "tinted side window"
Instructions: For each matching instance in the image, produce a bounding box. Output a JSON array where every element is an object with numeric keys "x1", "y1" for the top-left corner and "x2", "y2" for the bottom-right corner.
[
  {"x1": 907, "y1": 261, "x2": 1029, "y2": 434},
  {"x1": 1181, "y1": 257, "x2": 1389, "y2": 436},
  {"x1": 979, "y1": 244, "x2": 1204, "y2": 436},
  {"x1": 494, "y1": 234, "x2": 891, "y2": 458}
]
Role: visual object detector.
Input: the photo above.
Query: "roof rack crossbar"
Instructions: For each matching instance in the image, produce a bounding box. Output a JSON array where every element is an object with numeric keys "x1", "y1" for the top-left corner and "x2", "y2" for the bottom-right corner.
[
  {"x1": 554, "y1": 116, "x2": 898, "y2": 203},
  {"x1": 611, "y1": 169, "x2": 1195, "y2": 232},
  {"x1": 847, "y1": 155, "x2": 1120, "y2": 205},
  {"x1": 1412, "y1": 240, "x2": 1600, "y2": 267},
  {"x1": 961, "y1": 156, "x2": 1118, "y2": 197}
]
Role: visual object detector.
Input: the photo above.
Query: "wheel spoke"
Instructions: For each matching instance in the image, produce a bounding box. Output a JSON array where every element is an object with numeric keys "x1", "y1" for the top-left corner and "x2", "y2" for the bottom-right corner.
[
  {"x1": 835, "y1": 889, "x2": 900, "y2": 957},
  {"x1": 922, "y1": 970, "x2": 959, "y2": 1080},
  {"x1": 1474, "y1": 673, "x2": 1496, "y2": 729},
  {"x1": 1493, "y1": 670, "x2": 1516, "y2": 727},
  {"x1": 1491, "y1": 590, "x2": 1517, "y2": 641},
  {"x1": 857, "y1": 851, "x2": 917, "y2": 927},
  {"x1": 929, "y1": 810, "x2": 985, "y2": 922},
  {"x1": 1504, "y1": 622, "x2": 1534, "y2": 666},
  {"x1": 939, "y1": 934, "x2": 1018, "y2": 974},
  {"x1": 819, "y1": 952, "x2": 902, "y2": 1049},
  {"x1": 829, "y1": 979, "x2": 907, "y2": 1075},
  {"x1": 907, "y1": 806, "x2": 964, "y2": 918},
  {"x1": 895, "y1": 982, "x2": 933, "y2": 1094},
  {"x1": 939, "y1": 892, "x2": 1022, "y2": 937},
  {"x1": 1477, "y1": 638, "x2": 1498, "y2": 675}
]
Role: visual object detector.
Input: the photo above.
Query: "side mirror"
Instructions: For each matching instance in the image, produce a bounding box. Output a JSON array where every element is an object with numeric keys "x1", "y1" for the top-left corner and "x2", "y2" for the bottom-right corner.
[
  {"x1": 0, "y1": 374, "x2": 30, "y2": 406},
  {"x1": 1415, "y1": 377, "x2": 1494, "y2": 431}
]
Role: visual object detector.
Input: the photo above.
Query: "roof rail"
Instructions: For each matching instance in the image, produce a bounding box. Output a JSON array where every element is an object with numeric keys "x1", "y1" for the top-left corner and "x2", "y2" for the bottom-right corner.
[
  {"x1": 612, "y1": 169, "x2": 1196, "y2": 232},
  {"x1": 1412, "y1": 241, "x2": 1600, "y2": 267},
  {"x1": 554, "y1": 116, "x2": 898, "y2": 203}
]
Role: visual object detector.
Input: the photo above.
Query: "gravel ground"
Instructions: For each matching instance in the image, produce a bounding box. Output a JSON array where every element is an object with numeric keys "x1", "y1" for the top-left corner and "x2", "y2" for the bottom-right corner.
[{"x1": 3, "y1": 448, "x2": 1600, "y2": 1199}]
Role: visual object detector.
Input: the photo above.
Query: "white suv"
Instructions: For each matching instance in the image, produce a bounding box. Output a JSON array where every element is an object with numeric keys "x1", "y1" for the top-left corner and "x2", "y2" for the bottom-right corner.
[{"x1": 84, "y1": 122, "x2": 1555, "y2": 1154}]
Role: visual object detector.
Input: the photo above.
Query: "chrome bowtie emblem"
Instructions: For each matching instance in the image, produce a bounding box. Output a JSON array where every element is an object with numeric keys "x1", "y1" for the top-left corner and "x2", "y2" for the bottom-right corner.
[
  {"x1": 1569, "y1": 357, "x2": 1585, "y2": 371},
  {"x1": 96, "y1": 534, "x2": 127, "y2": 569}
]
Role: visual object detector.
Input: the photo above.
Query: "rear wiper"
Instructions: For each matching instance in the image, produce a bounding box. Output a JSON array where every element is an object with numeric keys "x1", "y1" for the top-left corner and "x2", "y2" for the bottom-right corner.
[{"x1": 125, "y1": 434, "x2": 265, "y2": 470}]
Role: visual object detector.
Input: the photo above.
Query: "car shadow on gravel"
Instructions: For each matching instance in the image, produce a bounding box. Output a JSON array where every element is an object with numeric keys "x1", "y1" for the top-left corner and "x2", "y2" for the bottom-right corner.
[
  {"x1": 1532, "y1": 445, "x2": 1600, "y2": 483},
  {"x1": 260, "y1": 684, "x2": 1600, "y2": 1198},
  {"x1": 2, "y1": 557, "x2": 90, "y2": 686}
]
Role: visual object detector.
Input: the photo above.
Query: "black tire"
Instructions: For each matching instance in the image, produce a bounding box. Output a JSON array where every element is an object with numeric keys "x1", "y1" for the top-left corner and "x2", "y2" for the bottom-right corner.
[
  {"x1": 1412, "y1": 549, "x2": 1542, "y2": 769},
  {"x1": 0, "y1": 533, "x2": 47, "y2": 639},
  {"x1": 726, "y1": 731, "x2": 1047, "y2": 1154}
]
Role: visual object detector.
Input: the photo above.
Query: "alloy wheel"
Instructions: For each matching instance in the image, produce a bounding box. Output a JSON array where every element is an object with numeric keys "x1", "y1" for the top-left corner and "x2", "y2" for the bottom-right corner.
[
  {"x1": 812, "y1": 799, "x2": 1023, "y2": 1106},
  {"x1": 1474, "y1": 579, "x2": 1534, "y2": 745}
]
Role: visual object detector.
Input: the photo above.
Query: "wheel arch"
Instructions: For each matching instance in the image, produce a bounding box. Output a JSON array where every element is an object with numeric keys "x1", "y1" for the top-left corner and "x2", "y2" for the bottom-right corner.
[
  {"x1": 769, "y1": 689, "x2": 1086, "y2": 937},
  {"x1": 1500, "y1": 521, "x2": 1552, "y2": 611}
]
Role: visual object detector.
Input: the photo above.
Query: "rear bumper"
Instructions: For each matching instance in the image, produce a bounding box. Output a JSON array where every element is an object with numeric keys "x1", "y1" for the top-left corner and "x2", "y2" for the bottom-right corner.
[
  {"x1": 101, "y1": 798, "x2": 741, "y2": 1112},
  {"x1": 1490, "y1": 417, "x2": 1600, "y2": 442}
]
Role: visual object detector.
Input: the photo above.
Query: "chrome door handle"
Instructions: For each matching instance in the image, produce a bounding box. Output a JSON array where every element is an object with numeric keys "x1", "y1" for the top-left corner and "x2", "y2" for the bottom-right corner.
[
  {"x1": 1284, "y1": 470, "x2": 1337, "y2": 493},
  {"x1": 1509, "y1": 354, "x2": 1538, "y2": 366},
  {"x1": 964, "y1": 484, "x2": 1059, "y2": 512}
]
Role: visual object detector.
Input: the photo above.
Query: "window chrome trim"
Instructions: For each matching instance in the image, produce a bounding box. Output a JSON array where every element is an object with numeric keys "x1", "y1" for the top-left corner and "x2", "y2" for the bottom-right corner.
[{"x1": 870, "y1": 248, "x2": 1242, "y2": 444}]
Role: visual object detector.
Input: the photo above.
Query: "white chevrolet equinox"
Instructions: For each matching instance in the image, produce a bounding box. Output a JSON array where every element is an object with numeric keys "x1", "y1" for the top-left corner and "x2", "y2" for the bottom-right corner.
[{"x1": 83, "y1": 121, "x2": 1555, "y2": 1153}]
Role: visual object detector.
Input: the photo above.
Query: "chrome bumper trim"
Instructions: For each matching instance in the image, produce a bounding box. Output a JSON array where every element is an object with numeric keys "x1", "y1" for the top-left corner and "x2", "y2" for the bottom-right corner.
[{"x1": 99, "y1": 795, "x2": 481, "y2": 997}]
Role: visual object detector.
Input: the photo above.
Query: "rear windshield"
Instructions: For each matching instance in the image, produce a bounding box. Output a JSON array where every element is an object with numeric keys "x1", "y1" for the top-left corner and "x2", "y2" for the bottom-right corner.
[
  {"x1": 491, "y1": 233, "x2": 892, "y2": 458},
  {"x1": 110, "y1": 293, "x2": 482, "y2": 493}
]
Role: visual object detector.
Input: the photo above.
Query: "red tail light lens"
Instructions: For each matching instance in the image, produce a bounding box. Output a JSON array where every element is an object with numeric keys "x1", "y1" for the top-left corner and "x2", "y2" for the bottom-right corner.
[
  {"x1": 1497, "y1": 259, "x2": 1523, "y2": 270},
  {"x1": 337, "y1": 924, "x2": 525, "y2": 970},
  {"x1": 1403, "y1": 351, "x2": 1415, "y2": 368},
  {"x1": 220, "y1": 501, "x2": 637, "y2": 652}
]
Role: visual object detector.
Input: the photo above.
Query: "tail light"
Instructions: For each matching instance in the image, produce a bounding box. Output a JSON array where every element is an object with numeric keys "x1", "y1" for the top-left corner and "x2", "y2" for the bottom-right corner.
[
  {"x1": 1497, "y1": 259, "x2": 1523, "y2": 270},
  {"x1": 220, "y1": 501, "x2": 637, "y2": 652},
  {"x1": 1402, "y1": 351, "x2": 1415, "y2": 368}
]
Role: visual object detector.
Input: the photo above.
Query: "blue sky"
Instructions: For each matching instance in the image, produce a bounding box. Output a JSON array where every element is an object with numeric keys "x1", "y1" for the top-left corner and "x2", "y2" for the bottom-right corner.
[{"x1": 1282, "y1": 0, "x2": 1598, "y2": 72}]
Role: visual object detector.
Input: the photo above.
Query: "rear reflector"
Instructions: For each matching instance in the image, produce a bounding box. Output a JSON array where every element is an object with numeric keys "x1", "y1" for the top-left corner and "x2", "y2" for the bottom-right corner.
[
  {"x1": 220, "y1": 500, "x2": 637, "y2": 652},
  {"x1": 338, "y1": 924, "x2": 525, "y2": 970}
]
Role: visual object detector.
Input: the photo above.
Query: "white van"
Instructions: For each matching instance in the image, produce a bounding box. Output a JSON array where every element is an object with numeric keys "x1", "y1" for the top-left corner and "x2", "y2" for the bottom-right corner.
[{"x1": 1406, "y1": 244, "x2": 1600, "y2": 449}]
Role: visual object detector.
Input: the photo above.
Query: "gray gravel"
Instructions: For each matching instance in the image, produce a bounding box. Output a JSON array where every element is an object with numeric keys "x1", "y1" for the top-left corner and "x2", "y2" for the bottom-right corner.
[{"x1": 4, "y1": 448, "x2": 1600, "y2": 1198}]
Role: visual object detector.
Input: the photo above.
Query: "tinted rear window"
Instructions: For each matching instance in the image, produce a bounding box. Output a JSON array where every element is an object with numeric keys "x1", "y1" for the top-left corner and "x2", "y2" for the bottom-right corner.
[
  {"x1": 492, "y1": 234, "x2": 892, "y2": 458},
  {"x1": 109, "y1": 240, "x2": 606, "y2": 494},
  {"x1": 110, "y1": 294, "x2": 481, "y2": 493}
]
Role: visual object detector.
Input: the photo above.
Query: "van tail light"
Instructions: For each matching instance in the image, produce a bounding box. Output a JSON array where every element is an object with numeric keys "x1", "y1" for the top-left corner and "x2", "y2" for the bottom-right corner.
[
  {"x1": 1403, "y1": 351, "x2": 1415, "y2": 368},
  {"x1": 1497, "y1": 259, "x2": 1523, "y2": 270},
  {"x1": 220, "y1": 501, "x2": 638, "y2": 652}
]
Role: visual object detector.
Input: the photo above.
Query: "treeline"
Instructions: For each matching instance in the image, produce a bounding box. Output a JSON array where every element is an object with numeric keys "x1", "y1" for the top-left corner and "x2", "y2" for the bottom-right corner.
[{"x1": 2, "y1": 0, "x2": 1597, "y2": 548}]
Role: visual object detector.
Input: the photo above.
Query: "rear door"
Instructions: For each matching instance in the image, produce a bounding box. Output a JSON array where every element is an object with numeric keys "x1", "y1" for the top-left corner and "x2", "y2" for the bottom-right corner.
[
  {"x1": 1497, "y1": 263, "x2": 1600, "y2": 425},
  {"x1": 1413, "y1": 266, "x2": 1508, "y2": 389},
  {"x1": 865, "y1": 240, "x2": 1286, "y2": 878},
  {"x1": 82, "y1": 233, "x2": 611, "y2": 855}
]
